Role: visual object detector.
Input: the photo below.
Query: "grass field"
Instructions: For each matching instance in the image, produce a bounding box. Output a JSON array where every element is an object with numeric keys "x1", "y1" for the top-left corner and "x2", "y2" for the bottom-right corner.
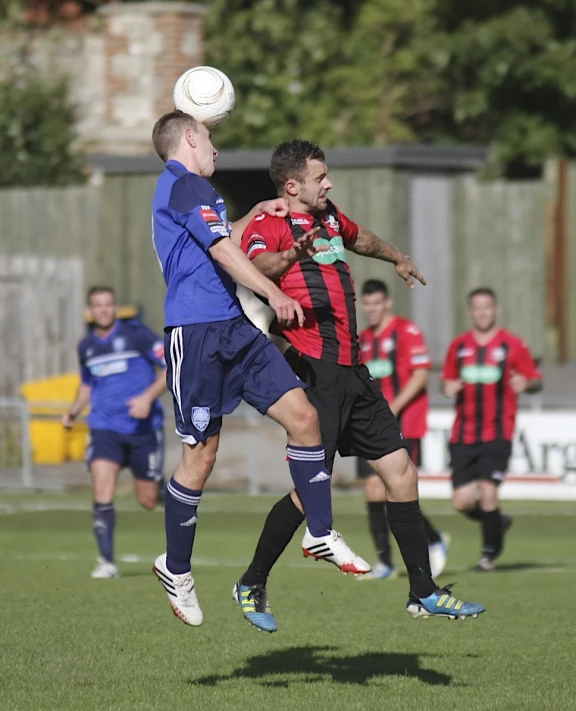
[{"x1": 1, "y1": 492, "x2": 575, "y2": 711}]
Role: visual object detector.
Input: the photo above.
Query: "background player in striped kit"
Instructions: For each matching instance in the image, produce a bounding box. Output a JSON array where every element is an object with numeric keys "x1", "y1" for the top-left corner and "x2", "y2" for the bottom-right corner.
[
  {"x1": 356, "y1": 279, "x2": 449, "y2": 580},
  {"x1": 238, "y1": 140, "x2": 485, "y2": 629},
  {"x1": 442, "y1": 288, "x2": 542, "y2": 571},
  {"x1": 63, "y1": 286, "x2": 167, "y2": 579}
]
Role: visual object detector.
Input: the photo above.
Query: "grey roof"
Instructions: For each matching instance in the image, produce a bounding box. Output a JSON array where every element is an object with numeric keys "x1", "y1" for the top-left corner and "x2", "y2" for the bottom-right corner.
[
  {"x1": 89, "y1": 154, "x2": 164, "y2": 175},
  {"x1": 99, "y1": 2, "x2": 207, "y2": 16},
  {"x1": 88, "y1": 144, "x2": 488, "y2": 175}
]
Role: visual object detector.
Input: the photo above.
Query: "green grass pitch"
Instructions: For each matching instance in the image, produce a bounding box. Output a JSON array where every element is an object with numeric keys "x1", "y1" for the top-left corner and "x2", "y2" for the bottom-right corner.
[{"x1": 1, "y1": 492, "x2": 575, "y2": 710}]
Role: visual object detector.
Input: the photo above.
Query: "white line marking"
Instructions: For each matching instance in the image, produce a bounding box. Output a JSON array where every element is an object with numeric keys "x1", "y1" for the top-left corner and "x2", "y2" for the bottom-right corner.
[
  {"x1": 1, "y1": 500, "x2": 576, "y2": 517},
  {"x1": 1, "y1": 553, "x2": 571, "y2": 574}
]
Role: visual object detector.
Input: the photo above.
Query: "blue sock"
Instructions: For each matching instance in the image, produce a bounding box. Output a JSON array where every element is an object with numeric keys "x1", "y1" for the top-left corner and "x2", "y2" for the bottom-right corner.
[
  {"x1": 165, "y1": 478, "x2": 202, "y2": 574},
  {"x1": 93, "y1": 502, "x2": 115, "y2": 563},
  {"x1": 286, "y1": 445, "x2": 332, "y2": 537}
]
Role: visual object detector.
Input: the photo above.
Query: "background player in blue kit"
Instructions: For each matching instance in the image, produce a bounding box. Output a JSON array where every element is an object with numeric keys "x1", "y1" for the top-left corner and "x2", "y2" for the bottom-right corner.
[
  {"x1": 63, "y1": 286, "x2": 167, "y2": 579},
  {"x1": 151, "y1": 112, "x2": 368, "y2": 630}
]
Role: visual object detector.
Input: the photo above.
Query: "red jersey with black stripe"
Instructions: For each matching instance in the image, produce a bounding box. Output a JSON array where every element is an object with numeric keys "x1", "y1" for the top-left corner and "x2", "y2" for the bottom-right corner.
[
  {"x1": 442, "y1": 329, "x2": 541, "y2": 444},
  {"x1": 241, "y1": 201, "x2": 360, "y2": 365},
  {"x1": 359, "y1": 317, "x2": 431, "y2": 438}
]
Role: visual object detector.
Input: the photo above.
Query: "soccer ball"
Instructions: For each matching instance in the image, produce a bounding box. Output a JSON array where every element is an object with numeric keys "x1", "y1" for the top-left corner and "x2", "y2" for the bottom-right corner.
[{"x1": 173, "y1": 66, "x2": 235, "y2": 129}]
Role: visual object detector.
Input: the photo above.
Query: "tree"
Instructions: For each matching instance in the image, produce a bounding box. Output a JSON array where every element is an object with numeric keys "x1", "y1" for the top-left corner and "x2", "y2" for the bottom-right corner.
[
  {"x1": 0, "y1": 0, "x2": 24, "y2": 22},
  {"x1": 320, "y1": 0, "x2": 576, "y2": 176},
  {"x1": 205, "y1": 0, "x2": 576, "y2": 176},
  {"x1": 424, "y1": 0, "x2": 576, "y2": 176},
  {"x1": 205, "y1": 0, "x2": 361, "y2": 148},
  {"x1": 325, "y1": 0, "x2": 439, "y2": 146},
  {"x1": 0, "y1": 76, "x2": 86, "y2": 187}
]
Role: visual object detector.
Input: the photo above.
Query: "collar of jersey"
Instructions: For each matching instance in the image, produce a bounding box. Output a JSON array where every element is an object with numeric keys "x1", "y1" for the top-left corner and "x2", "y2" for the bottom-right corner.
[
  {"x1": 469, "y1": 328, "x2": 503, "y2": 348},
  {"x1": 373, "y1": 315, "x2": 399, "y2": 337},
  {"x1": 166, "y1": 160, "x2": 189, "y2": 174},
  {"x1": 289, "y1": 211, "x2": 316, "y2": 223},
  {"x1": 93, "y1": 320, "x2": 121, "y2": 344}
]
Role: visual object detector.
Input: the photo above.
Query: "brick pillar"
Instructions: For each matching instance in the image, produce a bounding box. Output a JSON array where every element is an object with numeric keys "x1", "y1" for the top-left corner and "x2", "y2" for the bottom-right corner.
[{"x1": 98, "y1": 2, "x2": 206, "y2": 155}]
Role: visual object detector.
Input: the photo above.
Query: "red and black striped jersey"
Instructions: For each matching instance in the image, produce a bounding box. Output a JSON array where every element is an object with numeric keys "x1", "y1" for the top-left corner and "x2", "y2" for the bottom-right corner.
[
  {"x1": 442, "y1": 329, "x2": 541, "y2": 444},
  {"x1": 241, "y1": 201, "x2": 360, "y2": 365},
  {"x1": 359, "y1": 317, "x2": 431, "y2": 438}
]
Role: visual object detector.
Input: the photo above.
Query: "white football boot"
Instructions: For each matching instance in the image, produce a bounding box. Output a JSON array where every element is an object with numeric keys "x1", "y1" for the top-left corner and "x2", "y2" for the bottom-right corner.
[
  {"x1": 153, "y1": 553, "x2": 203, "y2": 626},
  {"x1": 91, "y1": 557, "x2": 119, "y2": 579},
  {"x1": 302, "y1": 528, "x2": 371, "y2": 575}
]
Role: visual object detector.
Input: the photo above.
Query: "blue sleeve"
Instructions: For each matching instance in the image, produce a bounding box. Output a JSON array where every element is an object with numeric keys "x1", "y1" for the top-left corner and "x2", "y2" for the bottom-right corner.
[
  {"x1": 133, "y1": 322, "x2": 166, "y2": 368},
  {"x1": 77, "y1": 343, "x2": 91, "y2": 385},
  {"x1": 168, "y1": 174, "x2": 230, "y2": 252}
]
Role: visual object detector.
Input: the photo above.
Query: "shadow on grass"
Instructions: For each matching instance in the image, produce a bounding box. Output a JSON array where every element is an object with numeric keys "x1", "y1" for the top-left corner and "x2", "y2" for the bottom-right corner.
[
  {"x1": 189, "y1": 645, "x2": 455, "y2": 688},
  {"x1": 494, "y1": 562, "x2": 565, "y2": 573},
  {"x1": 115, "y1": 570, "x2": 154, "y2": 578}
]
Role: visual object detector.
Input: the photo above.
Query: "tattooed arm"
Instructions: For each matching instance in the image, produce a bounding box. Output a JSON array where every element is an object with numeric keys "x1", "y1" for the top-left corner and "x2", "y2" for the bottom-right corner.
[{"x1": 350, "y1": 226, "x2": 426, "y2": 288}]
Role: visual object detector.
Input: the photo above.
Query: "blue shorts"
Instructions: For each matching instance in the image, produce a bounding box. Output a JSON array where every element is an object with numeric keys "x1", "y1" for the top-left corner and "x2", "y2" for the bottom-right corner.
[
  {"x1": 165, "y1": 315, "x2": 304, "y2": 444},
  {"x1": 86, "y1": 429, "x2": 164, "y2": 481}
]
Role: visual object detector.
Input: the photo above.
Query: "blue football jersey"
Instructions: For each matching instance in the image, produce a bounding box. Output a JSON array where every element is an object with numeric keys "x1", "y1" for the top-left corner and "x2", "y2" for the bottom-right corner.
[
  {"x1": 78, "y1": 320, "x2": 165, "y2": 435},
  {"x1": 152, "y1": 160, "x2": 243, "y2": 327}
]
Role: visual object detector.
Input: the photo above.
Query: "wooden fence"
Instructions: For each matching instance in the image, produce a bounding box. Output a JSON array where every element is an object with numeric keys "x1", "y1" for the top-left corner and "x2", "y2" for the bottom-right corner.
[
  {"x1": 0, "y1": 165, "x2": 562, "y2": 393},
  {"x1": 452, "y1": 176, "x2": 547, "y2": 358},
  {"x1": 330, "y1": 168, "x2": 549, "y2": 363}
]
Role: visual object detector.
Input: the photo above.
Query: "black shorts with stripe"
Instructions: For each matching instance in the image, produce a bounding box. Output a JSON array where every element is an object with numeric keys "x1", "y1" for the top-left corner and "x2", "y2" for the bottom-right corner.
[
  {"x1": 356, "y1": 438, "x2": 421, "y2": 479},
  {"x1": 284, "y1": 348, "x2": 404, "y2": 472}
]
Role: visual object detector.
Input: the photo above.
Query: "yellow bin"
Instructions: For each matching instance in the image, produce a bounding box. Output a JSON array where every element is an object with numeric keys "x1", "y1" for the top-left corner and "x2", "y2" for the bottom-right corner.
[{"x1": 21, "y1": 374, "x2": 89, "y2": 465}]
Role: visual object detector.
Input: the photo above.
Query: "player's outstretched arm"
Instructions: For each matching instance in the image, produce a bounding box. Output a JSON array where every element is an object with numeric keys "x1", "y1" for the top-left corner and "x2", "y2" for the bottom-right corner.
[
  {"x1": 62, "y1": 383, "x2": 91, "y2": 428},
  {"x1": 229, "y1": 199, "x2": 289, "y2": 246},
  {"x1": 351, "y1": 227, "x2": 426, "y2": 289},
  {"x1": 210, "y1": 238, "x2": 304, "y2": 326}
]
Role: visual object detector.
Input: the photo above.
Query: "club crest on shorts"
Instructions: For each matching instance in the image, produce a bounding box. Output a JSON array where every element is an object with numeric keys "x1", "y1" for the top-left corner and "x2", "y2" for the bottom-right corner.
[{"x1": 192, "y1": 407, "x2": 210, "y2": 432}]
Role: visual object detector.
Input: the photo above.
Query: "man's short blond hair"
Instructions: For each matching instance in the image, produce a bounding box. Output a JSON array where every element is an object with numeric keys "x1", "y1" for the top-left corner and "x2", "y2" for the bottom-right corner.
[{"x1": 152, "y1": 111, "x2": 199, "y2": 162}]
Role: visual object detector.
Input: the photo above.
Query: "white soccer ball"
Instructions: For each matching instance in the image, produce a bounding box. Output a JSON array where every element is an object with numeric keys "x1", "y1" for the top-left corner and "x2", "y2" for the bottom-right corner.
[{"x1": 173, "y1": 66, "x2": 235, "y2": 129}]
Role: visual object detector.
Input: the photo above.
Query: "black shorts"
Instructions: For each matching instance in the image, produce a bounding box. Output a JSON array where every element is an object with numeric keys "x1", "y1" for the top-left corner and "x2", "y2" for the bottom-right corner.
[
  {"x1": 356, "y1": 438, "x2": 421, "y2": 479},
  {"x1": 450, "y1": 439, "x2": 512, "y2": 489},
  {"x1": 284, "y1": 348, "x2": 404, "y2": 471}
]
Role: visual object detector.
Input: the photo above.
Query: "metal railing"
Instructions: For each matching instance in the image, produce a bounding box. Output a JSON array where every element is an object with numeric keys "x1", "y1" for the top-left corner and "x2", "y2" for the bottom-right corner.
[{"x1": 0, "y1": 397, "x2": 33, "y2": 489}]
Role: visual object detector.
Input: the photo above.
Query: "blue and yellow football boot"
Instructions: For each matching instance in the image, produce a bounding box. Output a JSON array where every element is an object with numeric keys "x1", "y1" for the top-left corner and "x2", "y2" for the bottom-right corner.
[
  {"x1": 233, "y1": 580, "x2": 278, "y2": 633},
  {"x1": 406, "y1": 583, "x2": 485, "y2": 620}
]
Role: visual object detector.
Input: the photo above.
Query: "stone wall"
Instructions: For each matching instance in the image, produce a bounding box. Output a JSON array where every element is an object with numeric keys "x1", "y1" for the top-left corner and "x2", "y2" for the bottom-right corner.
[
  {"x1": 0, "y1": 3, "x2": 206, "y2": 155},
  {"x1": 100, "y1": 3, "x2": 205, "y2": 154}
]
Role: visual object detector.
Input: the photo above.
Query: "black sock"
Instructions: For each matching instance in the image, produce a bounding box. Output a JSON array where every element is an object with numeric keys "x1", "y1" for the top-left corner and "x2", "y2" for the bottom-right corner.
[
  {"x1": 367, "y1": 501, "x2": 392, "y2": 566},
  {"x1": 463, "y1": 504, "x2": 483, "y2": 523},
  {"x1": 481, "y1": 508, "x2": 503, "y2": 559},
  {"x1": 386, "y1": 501, "x2": 436, "y2": 598},
  {"x1": 241, "y1": 494, "x2": 305, "y2": 587},
  {"x1": 422, "y1": 513, "x2": 442, "y2": 544}
]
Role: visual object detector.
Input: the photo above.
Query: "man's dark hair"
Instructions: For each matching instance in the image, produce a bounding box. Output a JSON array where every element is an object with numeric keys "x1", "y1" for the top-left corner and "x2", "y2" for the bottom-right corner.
[
  {"x1": 362, "y1": 279, "x2": 389, "y2": 297},
  {"x1": 269, "y1": 140, "x2": 326, "y2": 193},
  {"x1": 468, "y1": 287, "x2": 497, "y2": 303},
  {"x1": 87, "y1": 286, "x2": 115, "y2": 304},
  {"x1": 152, "y1": 111, "x2": 199, "y2": 162}
]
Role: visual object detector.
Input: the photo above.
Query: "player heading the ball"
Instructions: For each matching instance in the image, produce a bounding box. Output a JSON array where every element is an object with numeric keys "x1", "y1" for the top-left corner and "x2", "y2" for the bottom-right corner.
[{"x1": 150, "y1": 110, "x2": 369, "y2": 630}]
